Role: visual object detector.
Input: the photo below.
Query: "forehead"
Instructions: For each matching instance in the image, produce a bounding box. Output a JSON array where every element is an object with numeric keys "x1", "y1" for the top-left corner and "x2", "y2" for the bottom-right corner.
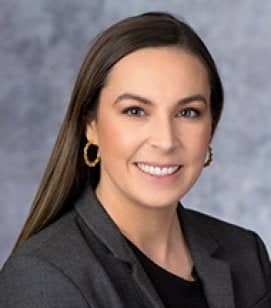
[{"x1": 103, "y1": 46, "x2": 210, "y2": 100}]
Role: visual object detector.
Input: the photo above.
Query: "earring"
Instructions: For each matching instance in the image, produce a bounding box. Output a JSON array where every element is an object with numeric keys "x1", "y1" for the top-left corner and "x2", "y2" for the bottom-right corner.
[
  {"x1": 84, "y1": 142, "x2": 100, "y2": 167},
  {"x1": 204, "y1": 144, "x2": 213, "y2": 167}
]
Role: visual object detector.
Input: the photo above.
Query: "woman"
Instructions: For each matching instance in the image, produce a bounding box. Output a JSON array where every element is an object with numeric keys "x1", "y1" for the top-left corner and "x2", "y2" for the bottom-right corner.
[{"x1": 0, "y1": 11, "x2": 270, "y2": 308}]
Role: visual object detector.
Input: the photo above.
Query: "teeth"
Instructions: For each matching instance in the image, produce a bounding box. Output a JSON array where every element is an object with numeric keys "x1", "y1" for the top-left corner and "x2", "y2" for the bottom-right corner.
[{"x1": 136, "y1": 163, "x2": 179, "y2": 176}]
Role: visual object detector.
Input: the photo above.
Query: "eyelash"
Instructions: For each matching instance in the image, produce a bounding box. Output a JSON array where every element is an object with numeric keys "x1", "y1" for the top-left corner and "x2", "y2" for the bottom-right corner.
[{"x1": 122, "y1": 106, "x2": 201, "y2": 118}]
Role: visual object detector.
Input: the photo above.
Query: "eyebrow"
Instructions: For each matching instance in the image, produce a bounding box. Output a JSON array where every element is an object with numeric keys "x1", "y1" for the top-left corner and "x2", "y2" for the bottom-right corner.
[{"x1": 113, "y1": 92, "x2": 208, "y2": 106}]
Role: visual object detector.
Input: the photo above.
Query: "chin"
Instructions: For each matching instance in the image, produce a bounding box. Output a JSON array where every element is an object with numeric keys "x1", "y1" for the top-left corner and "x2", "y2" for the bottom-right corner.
[{"x1": 131, "y1": 193, "x2": 181, "y2": 210}]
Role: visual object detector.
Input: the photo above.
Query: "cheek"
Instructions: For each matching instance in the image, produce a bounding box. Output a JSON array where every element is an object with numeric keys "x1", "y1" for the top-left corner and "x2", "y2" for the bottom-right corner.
[
  {"x1": 97, "y1": 116, "x2": 139, "y2": 161},
  {"x1": 182, "y1": 121, "x2": 211, "y2": 158}
]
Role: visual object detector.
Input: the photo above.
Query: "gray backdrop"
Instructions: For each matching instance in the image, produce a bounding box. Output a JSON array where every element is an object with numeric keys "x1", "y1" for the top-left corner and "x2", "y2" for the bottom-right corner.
[{"x1": 1, "y1": 0, "x2": 271, "y2": 268}]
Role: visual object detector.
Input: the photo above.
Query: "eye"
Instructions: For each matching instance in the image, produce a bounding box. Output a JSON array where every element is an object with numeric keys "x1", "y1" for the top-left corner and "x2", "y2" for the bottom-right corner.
[
  {"x1": 122, "y1": 106, "x2": 145, "y2": 117},
  {"x1": 178, "y1": 108, "x2": 200, "y2": 118}
]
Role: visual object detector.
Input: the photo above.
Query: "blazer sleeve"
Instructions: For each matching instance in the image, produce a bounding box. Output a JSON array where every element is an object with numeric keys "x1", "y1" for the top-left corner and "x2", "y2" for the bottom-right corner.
[
  {"x1": 0, "y1": 255, "x2": 89, "y2": 308},
  {"x1": 251, "y1": 232, "x2": 271, "y2": 307},
  {"x1": 252, "y1": 232, "x2": 271, "y2": 287}
]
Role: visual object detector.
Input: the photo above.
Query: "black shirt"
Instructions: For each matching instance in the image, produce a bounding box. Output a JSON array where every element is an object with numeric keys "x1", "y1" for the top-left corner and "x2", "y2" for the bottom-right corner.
[{"x1": 126, "y1": 239, "x2": 209, "y2": 308}]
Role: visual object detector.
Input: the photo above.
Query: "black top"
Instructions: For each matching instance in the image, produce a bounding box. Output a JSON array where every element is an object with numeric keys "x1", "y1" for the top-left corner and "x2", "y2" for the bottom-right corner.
[{"x1": 126, "y1": 238, "x2": 209, "y2": 308}]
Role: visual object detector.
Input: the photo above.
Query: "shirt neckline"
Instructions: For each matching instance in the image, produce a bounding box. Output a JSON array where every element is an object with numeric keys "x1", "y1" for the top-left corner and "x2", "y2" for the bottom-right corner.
[{"x1": 124, "y1": 236, "x2": 200, "y2": 286}]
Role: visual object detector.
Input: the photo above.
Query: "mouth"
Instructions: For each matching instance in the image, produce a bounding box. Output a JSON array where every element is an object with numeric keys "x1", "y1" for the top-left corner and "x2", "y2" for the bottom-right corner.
[{"x1": 134, "y1": 162, "x2": 182, "y2": 177}]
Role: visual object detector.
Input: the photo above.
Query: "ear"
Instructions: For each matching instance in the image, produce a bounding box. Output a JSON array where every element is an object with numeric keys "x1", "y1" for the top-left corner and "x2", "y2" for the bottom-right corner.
[{"x1": 85, "y1": 118, "x2": 99, "y2": 146}]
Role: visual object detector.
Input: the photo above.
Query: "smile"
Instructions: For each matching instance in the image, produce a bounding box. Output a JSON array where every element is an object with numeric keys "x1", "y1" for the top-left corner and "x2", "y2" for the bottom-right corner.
[{"x1": 135, "y1": 163, "x2": 181, "y2": 177}]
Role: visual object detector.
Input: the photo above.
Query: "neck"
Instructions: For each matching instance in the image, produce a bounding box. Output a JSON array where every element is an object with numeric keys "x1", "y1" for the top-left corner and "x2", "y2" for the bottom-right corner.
[{"x1": 95, "y1": 183, "x2": 184, "y2": 263}]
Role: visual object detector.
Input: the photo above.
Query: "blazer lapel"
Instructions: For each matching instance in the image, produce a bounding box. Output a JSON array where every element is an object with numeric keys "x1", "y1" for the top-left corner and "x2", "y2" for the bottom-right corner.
[
  {"x1": 130, "y1": 260, "x2": 166, "y2": 308},
  {"x1": 75, "y1": 188, "x2": 166, "y2": 308},
  {"x1": 178, "y1": 205, "x2": 236, "y2": 308}
]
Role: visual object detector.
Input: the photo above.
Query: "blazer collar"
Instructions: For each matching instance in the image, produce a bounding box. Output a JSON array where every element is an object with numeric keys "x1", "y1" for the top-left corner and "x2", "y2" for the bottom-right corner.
[
  {"x1": 178, "y1": 205, "x2": 235, "y2": 308},
  {"x1": 75, "y1": 187, "x2": 166, "y2": 307},
  {"x1": 75, "y1": 187, "x2": 235, "y2": 308},
  {"x1": 75, "y1": 187, "x2": 136, "y2": 262}
]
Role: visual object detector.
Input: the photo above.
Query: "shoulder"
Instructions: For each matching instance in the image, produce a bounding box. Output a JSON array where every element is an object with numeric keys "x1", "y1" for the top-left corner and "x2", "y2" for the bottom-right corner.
[
  {"x1": 0, "y1": 254, "x2": 89, "y2": 307},
  {"x1": 5, "y1": 210, "x2": 90, "y2": 267},
  {"x1": 0, "y1": 211, "x2": 90, "y2": 308},
  {"x1": 183, "y1": 206, "x2": 271, "y2": 281},
  {"x1": 183, "y1": 206, "x2": 263, "y2": 243}
]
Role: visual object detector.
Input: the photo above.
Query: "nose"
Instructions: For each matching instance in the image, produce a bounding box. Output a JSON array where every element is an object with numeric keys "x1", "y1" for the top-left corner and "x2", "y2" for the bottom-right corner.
[{"x1": 148, "y1": 116, "x2": 178, "y2": 152}]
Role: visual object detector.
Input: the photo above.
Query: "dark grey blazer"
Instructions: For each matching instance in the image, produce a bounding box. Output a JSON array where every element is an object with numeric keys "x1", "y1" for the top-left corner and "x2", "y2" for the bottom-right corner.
[{"x1": 0, "y1": 188, "x2": 270, "y2": 308}]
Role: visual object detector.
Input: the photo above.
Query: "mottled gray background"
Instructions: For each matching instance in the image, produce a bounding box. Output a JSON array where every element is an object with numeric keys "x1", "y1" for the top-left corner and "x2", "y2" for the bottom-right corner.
[{"x1": 1, "y1": 0, "x2": 271, "y2": 268}]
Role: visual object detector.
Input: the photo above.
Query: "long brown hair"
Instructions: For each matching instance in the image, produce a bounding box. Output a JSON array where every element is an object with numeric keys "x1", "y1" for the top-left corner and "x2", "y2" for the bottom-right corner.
[{"x1": 14, "y1": 11, "x2": 224, "y2": 250}]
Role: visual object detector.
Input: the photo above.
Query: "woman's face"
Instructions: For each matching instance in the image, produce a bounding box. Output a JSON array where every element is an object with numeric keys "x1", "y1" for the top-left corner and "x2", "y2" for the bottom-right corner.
[{"x1": 86, "y1": 47, "x2": 212, "y2": 210}]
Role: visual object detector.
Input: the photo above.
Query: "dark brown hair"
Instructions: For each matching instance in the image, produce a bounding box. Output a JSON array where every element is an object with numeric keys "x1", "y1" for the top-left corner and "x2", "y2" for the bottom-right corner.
[{"x1": 14, "y1": 11, "x2": 224, "y2": 249}]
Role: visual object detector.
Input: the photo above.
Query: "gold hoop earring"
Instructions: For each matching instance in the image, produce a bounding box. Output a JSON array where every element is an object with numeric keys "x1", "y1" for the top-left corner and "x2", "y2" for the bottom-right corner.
[
  {"x1": 204, "y1": 144, "x2": 213, "y2": 167},
  {"x1": 84, "y1": 142, "x2": 100, "y2": 167}
]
